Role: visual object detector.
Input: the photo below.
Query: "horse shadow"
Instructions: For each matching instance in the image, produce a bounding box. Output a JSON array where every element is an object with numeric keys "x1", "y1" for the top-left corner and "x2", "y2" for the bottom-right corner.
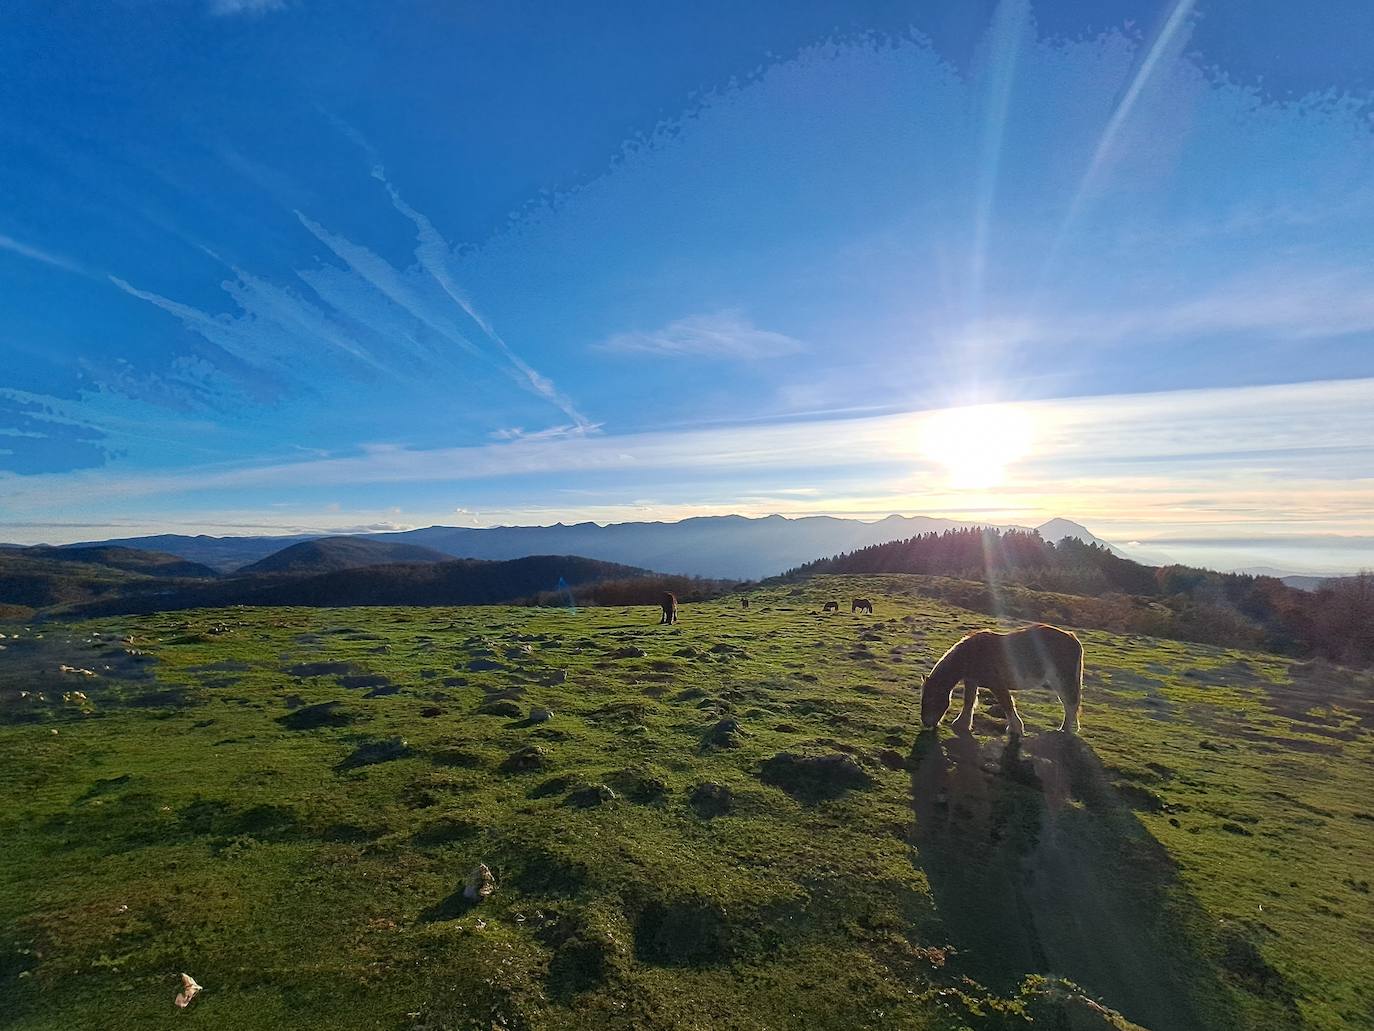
[{"x1": 908, "y1": 727, "x2": 1260, "y2": 1031}]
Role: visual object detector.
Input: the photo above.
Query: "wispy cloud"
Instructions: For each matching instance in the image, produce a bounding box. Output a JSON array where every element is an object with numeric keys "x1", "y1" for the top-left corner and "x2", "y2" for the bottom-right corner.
[
  {"x1": 8, "y1": 377, "x2": 1369, "y2": 522},
  {"x1": 318, "y1": 115, "x2": 591, "y2": 428},
  {"x1": 954, "y1": 266, "x2": 1374, "y2": 354},
  {"x1": 0, "y1": 233, "x2": 86, "y2": 275},
  {"x1": 208, "y1": 0, "x2": 285, "y2": 16},
  {"x1": 597, "y1": 310, "x2": 804, "y2": 359}
]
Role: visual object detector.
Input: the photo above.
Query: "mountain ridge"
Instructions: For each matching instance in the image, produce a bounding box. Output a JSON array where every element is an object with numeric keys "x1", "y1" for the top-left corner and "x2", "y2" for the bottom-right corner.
[{"x1": 41, "y1": 513, "x2": 1132, "y2": 580}]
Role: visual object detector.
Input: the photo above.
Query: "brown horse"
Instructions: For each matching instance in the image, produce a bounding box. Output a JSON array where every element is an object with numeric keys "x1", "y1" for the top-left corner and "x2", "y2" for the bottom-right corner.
[
  {"x1": 822, "y1": 601, "x2": 839, "y2": 612},
  {"x1": 851, "y1": 598, "x2": 873, "y2": 614},
  {"x1": 660, "y1": 592, "x2": 678, "y2": 625},
  {"x1": 919, "y1": 624, "x2": 1082, "y2": 736}
]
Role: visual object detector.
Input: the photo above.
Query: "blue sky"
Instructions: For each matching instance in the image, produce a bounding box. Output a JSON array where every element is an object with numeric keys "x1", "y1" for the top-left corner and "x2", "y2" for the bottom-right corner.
[{"x1": 2, "y1": 0, "x2": 1373, "y2": 572}]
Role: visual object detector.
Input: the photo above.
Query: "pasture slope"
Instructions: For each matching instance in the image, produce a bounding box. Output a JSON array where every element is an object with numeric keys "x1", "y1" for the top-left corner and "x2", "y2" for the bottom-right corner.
[{"x1": 1, "y1": 574, "x2": 1371, "y2": 1031}]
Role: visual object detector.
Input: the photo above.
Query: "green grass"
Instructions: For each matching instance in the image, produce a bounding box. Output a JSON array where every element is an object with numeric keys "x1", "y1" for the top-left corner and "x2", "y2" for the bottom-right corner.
[{"x1": 1, "y1": 575, "x2": 1371, "y2": 1030}]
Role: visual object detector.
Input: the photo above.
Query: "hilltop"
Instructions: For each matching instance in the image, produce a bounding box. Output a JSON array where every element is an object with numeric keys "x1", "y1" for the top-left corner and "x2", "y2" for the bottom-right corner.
[
  {"x1": 238, "y1": 536, "x2": 454, "y2": 575},
  {"x1": 2, "y1": 577, "x2": 1370, "y2": 1030}
]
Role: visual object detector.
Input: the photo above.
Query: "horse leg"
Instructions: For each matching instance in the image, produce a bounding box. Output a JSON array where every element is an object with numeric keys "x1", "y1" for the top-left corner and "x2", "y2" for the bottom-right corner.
[
  {"x1": 951, "y1": 680, "x2": 978, "y2": 734},
  {"x1": 990, "y1": 684, "x2": 1026, "y2": 738},
  {"x1": 1055, "y1": 674, "x2": 1082, "y2": 734}
]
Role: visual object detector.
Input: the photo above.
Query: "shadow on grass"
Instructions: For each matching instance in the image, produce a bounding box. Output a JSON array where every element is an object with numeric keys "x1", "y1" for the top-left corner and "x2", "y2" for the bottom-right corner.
[
  {"x1": 909, "y1": 728, "x2": 1293, "y2": 1031},
  {"x1": 419, "y1": 889, "x2": 479, "y2": 922}
]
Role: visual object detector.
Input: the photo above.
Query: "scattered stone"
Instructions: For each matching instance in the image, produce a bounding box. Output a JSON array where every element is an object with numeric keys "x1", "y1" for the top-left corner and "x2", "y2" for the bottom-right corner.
[
  {"x1": 505, "y1": 645, "x2": 534, "y2": 659},
  {"x1": 500, "y1": 745, "x2": 548, "y2": 773},
  {"x1": 466, "y1": 658, "x2": 505, "y2": 672},
  {"x1": 543, "y1": 669, "x2": 568, "y2": 685},
  {"x1": 463, "y1": 863, "x2": 496, "y2": 901},
  {"x1": 612, "y1": 646, "x2": 647, "y2": 659},
  {"x1": 528, "y1": 706, "x2": 554, "y2": 724},
  {"x1": 419, "y1": 706, "x2": 443, "y2": 718},
  {"x1": 673, "y1": 646, "x2": 701, "y2": 659},
  {"x1": 58, "y1": 665, "x2": 96, "y2": 676},
  {"x1": 689, "y1": 782, "x2": 733, "y2": 817},
  {"x1": 566, "y1": 783, "x2": 616, "y2": 808},
  {"x1": 476, "y1": 700, "x2": 523, "y2": 718},
  {"x1": 173, "y1": 973, "x2": 202, "y2": 1009}
]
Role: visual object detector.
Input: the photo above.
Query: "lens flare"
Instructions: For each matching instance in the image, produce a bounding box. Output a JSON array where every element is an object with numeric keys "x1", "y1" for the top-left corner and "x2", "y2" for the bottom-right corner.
[{"x1": 918, "y1": 403, "x2": 1034, "y2": 489}]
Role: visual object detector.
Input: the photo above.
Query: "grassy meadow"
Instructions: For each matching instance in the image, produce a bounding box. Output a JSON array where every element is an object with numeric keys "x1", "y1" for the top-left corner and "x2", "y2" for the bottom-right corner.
[{"x1": 1, "y1": 575, "x2": 1371, "y2": 1030}]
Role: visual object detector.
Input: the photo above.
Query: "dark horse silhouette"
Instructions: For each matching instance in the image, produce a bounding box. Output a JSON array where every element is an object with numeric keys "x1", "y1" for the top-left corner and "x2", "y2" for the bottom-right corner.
[
  {"x1": 822, "y1": 601, "x2": 839, "y2": 612},
  {"x1": 659, "y1": 592, "x2": 678, "y2": 624},
  {"x1": 851, "y1": 597, "x2": 873, "y2": 614},
  {"x1": 741, "y1": 597, "x2": 750, "y2": 609},
  {"x1": 919, "y1": 624, "x2": 1082, "y2": 736}
]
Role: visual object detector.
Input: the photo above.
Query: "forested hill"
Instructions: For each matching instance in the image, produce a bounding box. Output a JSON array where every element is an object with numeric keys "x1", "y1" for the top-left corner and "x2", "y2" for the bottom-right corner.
[
  {"x1": 785, "y1": 527, "x2": 1374, "y2": 666},
  {"x1": 65, "y1": 555, "x2": 661, "y2": 617}
]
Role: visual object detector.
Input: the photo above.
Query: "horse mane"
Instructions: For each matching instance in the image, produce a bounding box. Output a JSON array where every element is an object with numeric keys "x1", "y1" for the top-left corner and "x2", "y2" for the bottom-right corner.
[{"x1": 925, "y1": 634, "x2": 974, "y2": 698}]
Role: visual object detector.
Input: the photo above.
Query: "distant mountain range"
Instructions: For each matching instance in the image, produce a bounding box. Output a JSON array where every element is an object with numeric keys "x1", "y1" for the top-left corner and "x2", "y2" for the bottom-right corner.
[{"x1": 44, "y1": 514, "x2": 1125, "y2": 580}]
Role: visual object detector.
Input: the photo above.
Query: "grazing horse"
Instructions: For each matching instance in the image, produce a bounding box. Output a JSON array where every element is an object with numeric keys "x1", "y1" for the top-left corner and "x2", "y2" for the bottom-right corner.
[
  {"x1": 660, "y1": 592, "x2": 678, "y2": 625},
  {"x1": 851, "y1": 598, "x2": 874, "y2": 614},
  {"x1": 919, "y1": 624, "x2": 1083, "y2": 736},
  {"x1": 741, "y1": 597, "x2": 750, "y2": 609},
  {"x1": 822, "y1": 601, "x2": 839, "y2": 612}
]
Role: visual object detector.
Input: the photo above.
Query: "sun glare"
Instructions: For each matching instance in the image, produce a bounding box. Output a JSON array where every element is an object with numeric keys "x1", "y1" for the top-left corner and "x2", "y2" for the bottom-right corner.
[{"x1": 918, "y1": 403, "x2": 1034, "y2": 489}]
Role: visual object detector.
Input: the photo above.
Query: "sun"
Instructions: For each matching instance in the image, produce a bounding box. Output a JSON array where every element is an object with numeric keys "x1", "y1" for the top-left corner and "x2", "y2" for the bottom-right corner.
[{"x1": 917, "y1": 403, "x2": 1034, "y2": 489}]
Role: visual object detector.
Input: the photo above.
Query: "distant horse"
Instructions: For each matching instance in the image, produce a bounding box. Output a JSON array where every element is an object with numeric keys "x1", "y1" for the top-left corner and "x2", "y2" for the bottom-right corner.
[
  {"x1": 852, "y1": 598, "x2": 873, "y2": 614},
  {"x1": 741, "y1": 597, "x2": 750, "y2": 609},
  {"x1": 919, "y1": 624, "x2": 1083, "y2": 736},
  {"x1": 822, "y1": 601, "x2": 839, "y2": 612},
  {"x1": 660, "y1": 592, "x2": 678, "y2": 625}
]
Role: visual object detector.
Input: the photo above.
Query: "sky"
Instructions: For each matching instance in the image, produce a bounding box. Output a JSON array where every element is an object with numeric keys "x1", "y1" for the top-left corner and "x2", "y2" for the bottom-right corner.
[{"x1": 2, "y1": 0, "x2": 1373, "y2": 574}]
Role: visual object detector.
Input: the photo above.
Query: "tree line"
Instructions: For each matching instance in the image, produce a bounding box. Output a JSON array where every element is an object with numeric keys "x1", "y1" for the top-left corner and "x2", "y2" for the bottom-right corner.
[{"x1": 784, "y1": 527, "x2": 1373, "y2": 666}]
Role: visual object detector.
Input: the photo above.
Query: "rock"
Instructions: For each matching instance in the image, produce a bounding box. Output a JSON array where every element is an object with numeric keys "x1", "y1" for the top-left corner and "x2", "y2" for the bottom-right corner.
[
  {"x1": 419, "y1": 706, "x2": 443, "y2": 718},
  {"x1": 689, "y1": 782, "x2": 733, "y2": 817},
  {"x1": 674, "y1": 646, "x2": 701, "y2": 658},
  {"x1": 466, "y1": 658, "x2": 505, "y2": 672},
  {"x1": 476, "y1": 700, "x2": 523, "y2": 718},
  {"x1": 505, "y1": 645, "x2": 534, "y2": 658},
  {"x1": 758, "y1": 751, "x2": 874, "y2": 802},
  {"x1": 566, "y1": 783, "x2": 616, "y2": 808},
  {"x1": 463, "y1": 863, "x2": 496, "y2": 901},
  {"x1": 173, "y1": 973, "x2": 202, "y2": 1009},
  {"x1": 500, "y1": 745, "x2": 548, "y2": 773},
  {"x1": 612, "y1": 646, "x2": 647, "y2": 659},
  {"x1": 528, "y1": 707, "x2": 554, "y2": 723},
  {"x1": 543, "y1": 669, "x2": 568, "y2": 685}
]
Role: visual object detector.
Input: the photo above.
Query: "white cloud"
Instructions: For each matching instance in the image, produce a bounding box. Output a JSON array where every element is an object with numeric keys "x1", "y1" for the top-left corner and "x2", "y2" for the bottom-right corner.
[
  {"x1": 209, "y1": 0, "x2": 285, "y2": 15},
  {"x1": 597, "y1": 310, "x2": 804, "y2": 359},
  {"x1": 0, "y1": 233, "x2": 85, "y2": 275}
]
